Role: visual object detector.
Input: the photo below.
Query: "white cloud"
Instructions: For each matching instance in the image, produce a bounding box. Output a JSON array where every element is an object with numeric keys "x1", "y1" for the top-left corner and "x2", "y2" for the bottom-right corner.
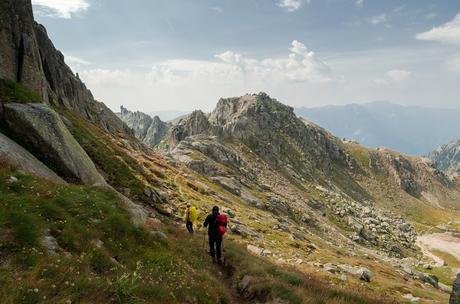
[
  {"x1": 147, "y1": 60, "x2": 242, "y2": 86},
  {"x1": 213, "y1": 40, "x2": 333, "y2": 83},
  {"x1": 374, "y1": 69, "x2": 413, "y2": 85},
  {"x1": 416, "y1": 13, "x2": 460, "y2": 45},
  {"x1": 289, "y1": 40, "x2": 308, "y2": 55},
  {"x1": 215, "y1": 51, "x2": 243, "y2": 65},
  {"x1": 143, "y1": 41, "x2": 335, "y2": 87},
  {"x1": 32, "y1": 0, "x2": 90, "y2": 19},
  {"x1": 355, "y1": 0, "x2": 364, "y2": 8},
  {"x1": 64, "y1": 55, "x2": 91, "y2": 71},
  {"x1": 369, "y1": 14, "x2": 387, "y2": 25},
  {"x1": 211, "y1": 7, "x2": 223, "y2": 13},
  {"x1": 277, "y1": 0, "x2": 308, "y2": 12},
  {"x1": 78, "y1": 46, "x2": 460, "y2": 113},
  {"x1": 80, "y1": 69, "x2": 134, "y2": 88}
]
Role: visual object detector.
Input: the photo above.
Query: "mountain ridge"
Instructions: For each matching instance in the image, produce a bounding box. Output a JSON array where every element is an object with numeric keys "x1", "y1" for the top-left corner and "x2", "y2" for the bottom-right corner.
[{"x1": 295, "y1": 102, "x2": 460, "y2": 155}]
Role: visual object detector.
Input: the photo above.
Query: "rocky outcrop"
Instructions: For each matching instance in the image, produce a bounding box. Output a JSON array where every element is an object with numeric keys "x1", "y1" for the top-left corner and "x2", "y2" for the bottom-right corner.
[
  {"x1": 119, "y1": 106, "x2": 170, "y2": 147},
  {"x1": 1, "y1": 103, "x2": 106, "y2": 185},
  {"x1": 0, "y1": 0, "x2": 130, "y2": 134},
  {"x1": 0, "y1": 132, "x2": 65, "y2": 184},
  {"x1": 169, "y1": 110, "x2": 211, "y2": 147},
  {"x1": 168, "y1": 93, "x2": 352, "y2": 176},
  {"x1": 430, "y1": 139, "x2": 460, "y2": 177},
  {"x1": 319, "y1": 185, "x2": 417, "y2": 251}
]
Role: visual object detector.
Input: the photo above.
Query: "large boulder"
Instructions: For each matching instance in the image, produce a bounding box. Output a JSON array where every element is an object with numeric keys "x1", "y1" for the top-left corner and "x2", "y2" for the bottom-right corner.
[
  {"x1": 116, "y1": 192, "x2": 148, "y2": 227},
  {"x1": 1, "y1": 103, "x2": 106, "y2": 185},
  {"x1": 0, "y1": 132, "x2": 65, "y2": 184},
  {"x1": 450, "y1": 273, "x2": 460, "y2": 304}
]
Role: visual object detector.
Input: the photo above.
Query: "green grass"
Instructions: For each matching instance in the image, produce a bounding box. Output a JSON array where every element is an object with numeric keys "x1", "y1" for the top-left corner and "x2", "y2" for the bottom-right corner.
[
  {"x1": 0, "y1": 78, "x2": 41, "y2": 103},
  {"x1": 431, "y1": 249, "x2": 460, "y2": 268},
  {"x1": 0, "y1": 164, "x2": 400, "y2": 304},
  {"x1": 0, "y1": 167, "x2": 227, "y2": 304},
  {"x1": 60, "y1": 109, "x2": 148, "y2": 197},
  {"x1": 416, "y1": 266, "x2": 454, "y2": 286},
  {"x1": 224, "y1": 241, "x2": 391, "y2": 304}
]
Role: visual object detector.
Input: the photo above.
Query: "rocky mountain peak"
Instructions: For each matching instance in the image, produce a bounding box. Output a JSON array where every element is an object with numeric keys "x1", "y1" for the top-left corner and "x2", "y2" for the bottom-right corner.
[
  {"x1": 118, "y1": 106, "x2": 170, "y2": 147},
  {"x1": 209, "y1": 92, "x2": 294, "y2": 133}
]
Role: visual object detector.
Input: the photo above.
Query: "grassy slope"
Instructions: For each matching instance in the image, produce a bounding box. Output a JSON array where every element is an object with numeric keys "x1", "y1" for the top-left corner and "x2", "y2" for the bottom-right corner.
[
  {"x1": 61, "y1": 108, "x2": 148, "y2": 197},
  {"x1": 0, "y1": 167, "x2": 227, "y2": 304},
  {"x1": 0, "y1": 166, "x2": 397, "y2": 304}
]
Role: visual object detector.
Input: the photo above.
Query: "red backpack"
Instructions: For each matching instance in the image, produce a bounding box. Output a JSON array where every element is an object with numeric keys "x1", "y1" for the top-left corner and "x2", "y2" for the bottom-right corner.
[{"x1": 216, "y1": 214, "x2": 228, "y2": 236}]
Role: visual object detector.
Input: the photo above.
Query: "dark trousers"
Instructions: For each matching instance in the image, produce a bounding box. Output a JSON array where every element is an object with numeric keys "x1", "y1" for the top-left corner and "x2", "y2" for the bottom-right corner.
[
  {"x1": 186, "y1": 221, "x2": 193, "y2": 233},
  {"x1": 209, "y1": 235, "x2": 222, "y2": 260}
]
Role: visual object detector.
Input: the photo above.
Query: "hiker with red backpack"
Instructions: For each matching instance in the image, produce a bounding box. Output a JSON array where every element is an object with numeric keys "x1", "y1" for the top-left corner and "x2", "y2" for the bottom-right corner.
[{"x1": 203, "y1": 206, "x2": 227, "y2": 265}]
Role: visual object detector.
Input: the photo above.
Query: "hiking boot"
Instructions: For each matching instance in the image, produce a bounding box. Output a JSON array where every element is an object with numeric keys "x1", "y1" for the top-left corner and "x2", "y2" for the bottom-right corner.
[{"x1": 217, "y1": 259, "x2": 223, "y2": 265}]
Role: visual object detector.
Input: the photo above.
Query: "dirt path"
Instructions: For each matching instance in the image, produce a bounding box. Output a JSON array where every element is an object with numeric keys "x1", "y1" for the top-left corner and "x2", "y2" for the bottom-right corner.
[{"x1": 417, "y1": 232, "x2": 460, "y2": 265}]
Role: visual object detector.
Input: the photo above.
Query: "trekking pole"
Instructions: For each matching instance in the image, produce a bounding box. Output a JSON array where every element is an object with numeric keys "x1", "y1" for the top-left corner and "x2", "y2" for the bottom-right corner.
[
  {"x1": 221, "y1": 239, "x2": 225, "y2": 265},
  {"x1": 202, "y1": 232, "x2": 206, "y2": 251}
]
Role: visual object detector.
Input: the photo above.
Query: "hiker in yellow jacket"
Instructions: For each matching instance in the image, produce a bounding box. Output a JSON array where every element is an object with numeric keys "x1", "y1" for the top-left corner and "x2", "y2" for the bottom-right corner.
[{"x1": 185, "y1": 203, "x2": 197, "y2": 234}]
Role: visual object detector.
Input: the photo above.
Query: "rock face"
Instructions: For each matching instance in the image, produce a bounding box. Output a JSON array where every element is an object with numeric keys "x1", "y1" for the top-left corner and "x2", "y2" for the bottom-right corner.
[
  {"x1": 1, "y1": 103, "x2": 106, "y2": 185},
  {"x1": 0, "y1": 132, "x2": 65, "y2": 184},
  {"x1": 118, "y1": 106, "x2": 170, "y2": 147},
  {"x1": 0, "y1": 0, "x2": 130, "y2": 134},
  {"x1": 0, "y1": 0, "x2": 44, "y2": 97},
  {"x1": 169, "y1": 110, "x2": 212, "y2": 147},
  {"x1": 430, "y1": 139, "x2": 460, "y2": 177}
]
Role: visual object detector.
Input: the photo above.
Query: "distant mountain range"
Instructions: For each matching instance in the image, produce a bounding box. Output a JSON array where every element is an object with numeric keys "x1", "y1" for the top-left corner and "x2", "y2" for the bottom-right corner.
[
  {"x1": 148, "y1": 110, "x2": 190, "y2": 122},
  {"x1": 295, "y1": 101, "x2": 460, "y2": 156}
]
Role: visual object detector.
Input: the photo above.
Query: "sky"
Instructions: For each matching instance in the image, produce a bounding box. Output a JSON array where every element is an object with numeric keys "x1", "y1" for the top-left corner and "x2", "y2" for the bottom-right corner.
[{"x1": 31, "y1": 0, "x2": 460, "y2": 113}]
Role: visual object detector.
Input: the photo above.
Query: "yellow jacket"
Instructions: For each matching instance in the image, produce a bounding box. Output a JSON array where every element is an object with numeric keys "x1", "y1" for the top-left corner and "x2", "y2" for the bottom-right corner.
[{"x1": 185, "y1": 206, "x2": 198, "y2": 223}]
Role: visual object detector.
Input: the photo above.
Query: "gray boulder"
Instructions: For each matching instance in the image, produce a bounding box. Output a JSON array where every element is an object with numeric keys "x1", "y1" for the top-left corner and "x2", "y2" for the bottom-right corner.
[
  {"x1": 450, "y1": 273, "x2": 460, "y2": 304},
  {"x1": 116, "y1": 192, "x2": 148, "y2": 226},
  {"x1": 0, "y1": 132, "x2": 65, "y2": 184},
  {"x1": 40, "y1": 229, "x2": 61, "y2": 255},
  {"x1": 1, "y1": 103, "x2": 106, "y2": 185},
  {"x1": 338, "y1": 264, "x2": 373, "y2": 282},
  {"x1": 211, "y1": 176, "x2": 242, "y2": 196}
]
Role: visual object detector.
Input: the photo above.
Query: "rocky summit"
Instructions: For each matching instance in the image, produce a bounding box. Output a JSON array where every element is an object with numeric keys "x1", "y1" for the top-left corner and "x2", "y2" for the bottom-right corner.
[
  {"x1": 1, "y1": 1, "x2": 460, "y2": 303},
  {"x1": 118, "y1": 106, "x2": 171, "y2": 147}
]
